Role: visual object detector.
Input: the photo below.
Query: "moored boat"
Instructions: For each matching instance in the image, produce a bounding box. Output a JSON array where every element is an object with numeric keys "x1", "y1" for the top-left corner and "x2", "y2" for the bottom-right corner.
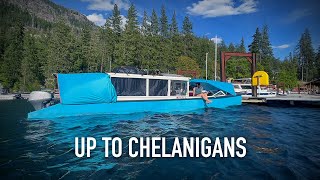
[
  {"x1": 232, "y1": 78, "x2": 276, "y2": 98},
  {"x1": 28, "y1": 73, "x2": 241, "y2": 120}
]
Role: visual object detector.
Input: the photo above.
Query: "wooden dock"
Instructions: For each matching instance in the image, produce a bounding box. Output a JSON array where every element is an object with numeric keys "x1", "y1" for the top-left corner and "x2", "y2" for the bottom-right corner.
[{"x1": 242, "y1": 94, "x2": 320, "y2": 107}]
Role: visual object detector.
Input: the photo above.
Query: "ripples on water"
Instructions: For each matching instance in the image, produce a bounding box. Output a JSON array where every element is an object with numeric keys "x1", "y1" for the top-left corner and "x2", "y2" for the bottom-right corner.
[{"x1": 0, "y1": 100, "x2": 319, "y2": 179}]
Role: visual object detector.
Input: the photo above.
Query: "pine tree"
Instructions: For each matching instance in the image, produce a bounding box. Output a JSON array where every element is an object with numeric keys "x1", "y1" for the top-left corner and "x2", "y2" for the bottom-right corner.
[
  {"x1": 109, "y1": 4, "x2": 122, "y2": 35},
  {"x1": 296, "y1": 29, "x2": 315, "y2": 81},
  {"x1": 239, "y1": 37, "x2": 246, "y2": 52},
  {"x1": 45, "y1": 20, "x2": 77, "y2": 88},
  {"x1": 169, "y1": 11, "x2": 178, "y2": 37},
  {"x1": 316, "y1": 46, "x2": 320, "y2": 78},
  {"x1": 1, "y1": 19, "x2": 24, "y2": 89},
  {"x1": 115, "y1": 4, "x2": 140, "y2": 67},
  {"x1": 20, "y1": 33, "x2": 40, "y2": 91},
  {"x1": 75, "y1": 27, "x2": 91, "y2": 72},
  {"x1": 181, "y1": 16, "x2": 193, "y2": 56},
  {"x1": 182, "y1": 16, "x2": 192, "y2": 35},
  {"x1": 125, "y1": 4, "x2": 138, "y2": 33},
  {"x1": 150, "y1": 9, "x2": 159, "y2": 36},
  {"x1": 159, "y1": 5, "x2": 168, "y2": 37},
  {"x1": 142, "y1": 10, "x2": 151, "y2": 35},
  {"x1": 261, "y1": 25, "x2": 273, "y2": 58},
  {"x1": 228, "y1": 43, "x2": 235, "y2": 52},
  {"x1": 249, "y1": 28, "x2": 261, "y2": 54}
]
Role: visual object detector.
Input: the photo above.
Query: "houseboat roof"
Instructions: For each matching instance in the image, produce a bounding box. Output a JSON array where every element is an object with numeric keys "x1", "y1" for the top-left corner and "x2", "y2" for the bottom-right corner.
[{"x1": 107, "y1": 73, "x2": 191, "y2": 81}]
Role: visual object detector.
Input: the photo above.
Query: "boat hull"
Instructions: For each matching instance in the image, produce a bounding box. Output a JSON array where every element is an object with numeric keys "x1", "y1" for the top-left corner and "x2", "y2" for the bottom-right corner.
[{"x1": 28, "y1": 95, "x2": 242, "y2": 120}]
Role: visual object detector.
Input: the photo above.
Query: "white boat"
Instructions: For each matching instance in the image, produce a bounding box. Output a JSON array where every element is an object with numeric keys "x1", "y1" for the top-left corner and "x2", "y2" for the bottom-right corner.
[{"x1": 232, "y1": 78, "x2": 276, "y2": 98}]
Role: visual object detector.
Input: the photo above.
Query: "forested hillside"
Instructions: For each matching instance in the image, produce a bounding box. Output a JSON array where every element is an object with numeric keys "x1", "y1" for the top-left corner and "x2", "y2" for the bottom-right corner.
[{"x1": 0, "y1": 1, "x2": 319, "y2": 92}]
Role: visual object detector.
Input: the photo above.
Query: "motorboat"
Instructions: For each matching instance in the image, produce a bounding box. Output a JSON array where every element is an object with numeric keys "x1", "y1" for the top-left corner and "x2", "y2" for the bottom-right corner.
[{"x1": 232, "y1": 78, "x2": 276, "y2": 98}]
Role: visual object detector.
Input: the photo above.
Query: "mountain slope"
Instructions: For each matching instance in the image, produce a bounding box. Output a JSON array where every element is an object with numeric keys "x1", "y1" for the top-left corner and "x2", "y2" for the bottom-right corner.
[{"x1": 5, "y1": 0, "x2": 95, "y2": 29}]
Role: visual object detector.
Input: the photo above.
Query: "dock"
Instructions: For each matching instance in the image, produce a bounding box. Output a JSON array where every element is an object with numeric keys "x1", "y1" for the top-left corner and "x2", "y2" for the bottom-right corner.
[
  {"x1": 0, "y1": 94, "x2": 30, "y2": 100},
  {"x1": 243, "y1": 94, "x2": 320, "y2": 107}
]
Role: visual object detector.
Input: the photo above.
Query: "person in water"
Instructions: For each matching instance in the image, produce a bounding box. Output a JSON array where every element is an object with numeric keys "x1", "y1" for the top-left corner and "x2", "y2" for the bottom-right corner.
[{"x1": 193, "y1": 83, "x2": 212, "y2": 103}]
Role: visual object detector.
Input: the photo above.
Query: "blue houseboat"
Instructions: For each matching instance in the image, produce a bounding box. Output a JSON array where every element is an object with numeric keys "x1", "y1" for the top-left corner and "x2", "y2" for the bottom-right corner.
[{"x1": 28, "y1": 73, "x2": 241, "y2": 120}]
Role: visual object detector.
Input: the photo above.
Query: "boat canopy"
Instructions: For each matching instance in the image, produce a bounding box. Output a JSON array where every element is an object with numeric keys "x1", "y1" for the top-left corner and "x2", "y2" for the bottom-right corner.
[
  {"x1": 58, "y1": 73, "x2": 117, "y2": 105},
  {"x1": 190, "y1": 79, "x2": 236, "y2": 96}
]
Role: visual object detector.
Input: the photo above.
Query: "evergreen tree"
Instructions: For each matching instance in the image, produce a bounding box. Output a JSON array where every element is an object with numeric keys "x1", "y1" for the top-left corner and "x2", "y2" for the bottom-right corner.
[
  {"x1": 109, "y1": 4, "x2": 122, "y2": 35},
  {"x1": 239, "y1": 37, "x2": 246, "y2": 52},
  {"x1": 0, "y1": 19, "x2": 24, "y2": 89},
  {"x1": 20, "y1": 33, "x2": 40, "y2": 91},
  {"x1": 228, "y1": 43, "x2": 236, "y2": 52},
  {"x1": 261, "y1": 25, "x2": 273, "y2": 58},
  {"x1": 150, "y1": 9, "x2": 159, "y2": 36},
  {"x1": 249, "y1": 27, "x2": 261, "y2": 54},
  {"x1": 159, "y1": 5, "x2": 168, "y2": 37},
  {"x1": 125, "y1": 4, "x2": 138, "y2": 32},
  {"x1": 182, "y1": 16, "x2": 192, "y2": 35},
  {"x1": 95, "y1": 28, "x2": 113, "y2": 72},
  {"x1": 75, "y1": 27, "x2": 90, "y2": 72},
  {"x1": 316, "y1": 46, "x2": 320, "y2": 78},
  {"x1": 276, "y1": 56, "x2": 298, "y2": 89},
  {"x1": 169, "y1": 11, "x2": 178, "y2": 37},
  {"x1": 115, "y1": 4, "x2": 140, "y2": 67},
  {"x1": 181, "y1": 16, "x2": 193, "y2": 56},
  {"x1": 296, "y1": 29, "x2": 315, "y2": 81},
  {"x1": 141, "y1": 10, "x2": 151, "y2": 35},
  {"x1": 45, "y1": 21, "x2": 77, "y2": 88}
]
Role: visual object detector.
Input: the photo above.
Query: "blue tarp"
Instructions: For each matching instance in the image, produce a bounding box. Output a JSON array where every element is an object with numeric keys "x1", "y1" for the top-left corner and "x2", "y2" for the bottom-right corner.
[
  {"x1": 190, "y1": 79, "x2": 236, "y2": 96},
  {"x1": 58, "y1": 73, "x2": 117, "y2": 105}
]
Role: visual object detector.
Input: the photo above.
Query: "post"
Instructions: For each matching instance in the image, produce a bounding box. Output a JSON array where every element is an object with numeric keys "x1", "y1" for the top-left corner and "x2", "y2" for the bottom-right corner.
[
  {"x1": 214, "y1": 35, "x2": 218, "y2": 81},
  {"x1": 100, "y1": 58, "x2": 104, "y2": 72},
  {"x1": 220, "y1": 52, "x2": 225, "y2": 82},
  {"x1": 205, "y1": 52, "x2": 208, "y2": 80},
  {"x1": 109, "y1": 57, "x2": 112, "y2": 72},
  {"x1": 146, "y1": 79, "x2": 149, "y2": 96},
  {"x1": 167, "y1": 80, "x2": 171, "y2": 96},
  {"x1": 252, "y1": 53, "x2": 257, "y2": 97}
]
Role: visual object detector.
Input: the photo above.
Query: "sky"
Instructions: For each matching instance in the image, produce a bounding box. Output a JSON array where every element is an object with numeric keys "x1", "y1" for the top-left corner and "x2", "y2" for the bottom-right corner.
[{"x1": 52, "y1": 0, "x2": 320, "y2": 60}]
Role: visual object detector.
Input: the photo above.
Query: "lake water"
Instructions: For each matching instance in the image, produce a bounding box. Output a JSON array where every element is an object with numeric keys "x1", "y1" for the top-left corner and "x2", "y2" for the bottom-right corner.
[{"x1": 0, "y1": 100, "x2": 319, "y2": 179}]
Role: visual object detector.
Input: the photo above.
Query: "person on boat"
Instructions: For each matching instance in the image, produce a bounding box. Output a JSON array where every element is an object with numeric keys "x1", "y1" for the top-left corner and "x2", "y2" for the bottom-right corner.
[{"x1": 193, "y1": 83, "x2": 212, "y2": 103}]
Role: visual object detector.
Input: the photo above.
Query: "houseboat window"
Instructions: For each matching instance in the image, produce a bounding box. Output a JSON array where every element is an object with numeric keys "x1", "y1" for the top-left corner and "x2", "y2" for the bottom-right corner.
[
  {"x1": 111, "y1": 77, "x2": 146, "y2": 96},
  {"x1": 149, "y1": 79, "x2": 168, "y2": 96},
  {"x1": 170, "y1": 80, "x2": 187, "y2": 96}
]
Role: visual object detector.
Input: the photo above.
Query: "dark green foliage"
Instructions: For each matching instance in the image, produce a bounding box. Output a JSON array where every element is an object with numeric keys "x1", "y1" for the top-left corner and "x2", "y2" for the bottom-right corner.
[
  {"x1": 296, "y1": 29, "x2": 316, "y2": 81},
  {"x1": 20, "y1": 33, "x2": 42, "y2": 91},
  {"x1": 142, "y1": 10, "x2": 151, "y2": 35},
  {"x1": 150, "y1": 9, "x2": 159, "y2": 36},
  {"x1": 276, "y1": 55, "x2": 298, "y2": 89},
  {"x1": 238, "y1": 37, "x2": 246, "y2": 52},
  {"x1": 249, "y1": 28, "x2": 261, "y2": 54},
  {"x1": 0, "y1": 19, "x2": 24, "y2": 89},
  {"x1": 125, "y1": 4, "x2": 138, "y2": 33},
  {"x1": 0, "y1": 1, "x2": 314, "y2": 92},
  {"x1": 182, "y1": 16, "x2": 192, "y2": 35},
  {"x1": 159, "y1": 5, "x2": 169, "y2": 37},
  {"x1": 228, "y1": 43, "x2": 236, "y2": 52},
  {"x1": 169, "y1": 11, "x2": 178, "y2": 37},
  {"x1": 109, "y1": 4, "x2": 122, "y2": 35},
  {"x1": 261, "y1": 25, "x2": 273, "y2": 58},
  {"x1": 316, "y1": 46, "x2": 320, "y2": 78},
  {"x1": 44, "y1": 21, "x2": 78, "y2": 88}
]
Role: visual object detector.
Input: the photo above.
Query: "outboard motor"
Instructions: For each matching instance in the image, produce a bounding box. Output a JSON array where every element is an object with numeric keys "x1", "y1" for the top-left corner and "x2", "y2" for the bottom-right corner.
[{"x1": 28, "y1": 91, "x2": 53, "y2": 110}]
